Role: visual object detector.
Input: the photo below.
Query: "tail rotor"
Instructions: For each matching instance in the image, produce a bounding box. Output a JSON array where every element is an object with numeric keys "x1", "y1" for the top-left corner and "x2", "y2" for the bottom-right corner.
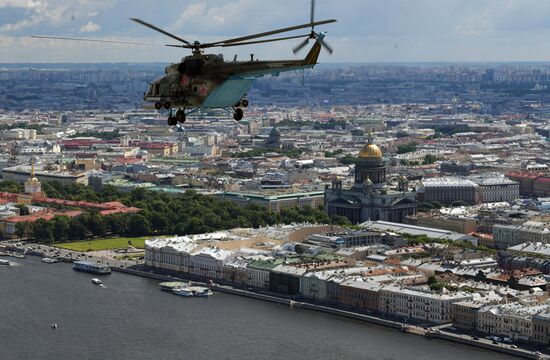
[{"x1": 292, "y1": 0, "x2": 334, "y2": 55}]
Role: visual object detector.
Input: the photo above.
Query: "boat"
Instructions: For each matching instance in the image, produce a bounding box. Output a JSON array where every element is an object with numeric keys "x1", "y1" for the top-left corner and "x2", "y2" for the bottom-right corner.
[
  {"x1": 159, "y1": 281, "x2": 187, "y2": 292},
  {"x1": 172, "y1": 288, "x2": 194, "y2": 297},
  {"x1": 41, "y1": 257, "x2": 58, "y2": 264},
  {"x1": 192, "y1": 287, "x2": 213, "y2": 297},
  {"x1": 171, "y1": 286, "x2": 212, "y2": 297},
  {"x1": 0, "y1": 259, "x2": 10, "y2": 266},
  {"x1": 91, "y1": 278, "x2": 103, "y2": 285},
  {"x1": 73, "y1": 261, "x2": 111, "y2": 275},
  {"x1": 50, "y1": 323, "x2": 58, "y2": 329}
]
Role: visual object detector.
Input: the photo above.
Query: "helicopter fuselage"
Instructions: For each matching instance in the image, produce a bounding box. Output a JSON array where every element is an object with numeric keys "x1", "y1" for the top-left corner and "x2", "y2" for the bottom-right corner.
[{"x1": 144, "y1": 41, "x2": 320, "y2": 110}]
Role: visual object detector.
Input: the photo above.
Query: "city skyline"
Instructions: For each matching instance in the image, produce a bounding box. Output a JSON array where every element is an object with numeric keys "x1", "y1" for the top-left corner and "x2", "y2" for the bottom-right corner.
[{"x1": 2, "y1": 0, "x2": 550, "y2": 62}]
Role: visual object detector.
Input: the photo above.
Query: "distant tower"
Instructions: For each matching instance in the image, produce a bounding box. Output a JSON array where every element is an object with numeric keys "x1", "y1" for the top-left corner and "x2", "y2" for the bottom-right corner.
[
  {"x1": 398, "y1": 175, "x2": 409, "y2": 192},
  {"x1": 24, "y1": 159, "x2": 42, "y2": 195},
  {"x1": 452, "y1": 95, "x2": 459, "y2": 114},
  {"x1": 266, "y1": 127, "x2": 282, "y2": 148}
]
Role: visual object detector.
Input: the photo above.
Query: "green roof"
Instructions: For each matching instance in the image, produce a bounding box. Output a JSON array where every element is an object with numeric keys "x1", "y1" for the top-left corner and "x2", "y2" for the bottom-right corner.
[
  {"x1": 221, "y1": 191, "x2": 324, "y2": 201},
  {"x1": 248, "y1": 257, "x2": 301, "y2": 270}
]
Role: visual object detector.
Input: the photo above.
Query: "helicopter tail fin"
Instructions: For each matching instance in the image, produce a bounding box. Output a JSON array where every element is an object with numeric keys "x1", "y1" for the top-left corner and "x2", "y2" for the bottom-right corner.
[{"x1": 303, "y1": 41, "x2": 321, "y2": 66}]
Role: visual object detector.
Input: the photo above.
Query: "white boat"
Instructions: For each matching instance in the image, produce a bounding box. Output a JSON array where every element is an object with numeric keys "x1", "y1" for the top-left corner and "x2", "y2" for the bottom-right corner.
[
  {"x1": 91, "y1": 278, "x2": 103, "y2": 285},
  {"x1": 41, "y1": 257, "x2": 58, "y2": 264},
  {"x1": 159, "y1": 281, "x2": 187, "y2": 292},
  {"x1": 0, "y1": 259, "x2": 10, "y2": 266},
  {"x1": 73, "y1": 261, "x2": 111, "y2": 275},
  {"x1": 192, "y1": 287, "x2": 213, "y2": 297},
  {"x1": 172, "y1": 288, "x2": 194, "y2": 297}
]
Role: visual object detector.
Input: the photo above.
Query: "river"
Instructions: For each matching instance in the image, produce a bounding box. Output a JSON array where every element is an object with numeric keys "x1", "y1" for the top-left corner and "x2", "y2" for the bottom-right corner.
[{"x1": 0, "y1": 257, "x2": 515, "y2": 360}]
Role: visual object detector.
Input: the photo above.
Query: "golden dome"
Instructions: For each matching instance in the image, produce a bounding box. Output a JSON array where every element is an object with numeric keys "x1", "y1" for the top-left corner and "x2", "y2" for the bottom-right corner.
[{"x1": 358, "y1": 143, "x2": 383, "y2": 159}]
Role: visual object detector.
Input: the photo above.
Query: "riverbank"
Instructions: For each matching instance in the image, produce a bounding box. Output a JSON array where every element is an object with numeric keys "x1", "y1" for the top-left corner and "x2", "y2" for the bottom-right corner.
[
  {"x1": 4, "y1": 242, "x2": 547, "y2": 360},
  {"x1": 114, "y1": 266, "x2": 545, "y2": 360}
]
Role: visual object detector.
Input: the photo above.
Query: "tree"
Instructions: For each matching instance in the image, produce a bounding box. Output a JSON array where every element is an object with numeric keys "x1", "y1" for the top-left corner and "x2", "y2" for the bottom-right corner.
[
  {"x1": 53, "y1": 216, "x2": 70, "y2": 242},
  {"x1": 339, "y1": 154, "x2": 357, "y2": 165},
  {"x1": 430, "y1": 201, "x2": 443, "y2": 209},
  {"x1": 397, "y1": 142, "x2": 418, "y2": 154},
  {"x1": 149, "y1": 212, "x2": 170, "y2": 232},
  {"x1": 68, "y1": 219, "x2": 88, "y2": 240},
  {"x1": 451, "y1": 200, "x2": 469, "y2": 207},
  {"x1": 126, "y1": 214, "x2": 151, "y2": 236},
  {"x1": 0, "y1": 180, "x2": 23, "y2": 193},
  {"x1": 88, "y1": 214, "x2": 107, "y2": 237},
  {"x1": 173, "y1": 222, "x2": 187, "y2": 235},
  {"x1": 15, "y1": 204, "x2": 30, "y2": 216},
  {"x1": 423, "y1": 154, "x2": 438, "y2": 165},
  {"x1": 15, "y1": 222, "x2": 31, "y2": 240},
  {"x1": 105, "y1": 214, "x2": 128, "y2": 235},
  {"x1": 32, "y1": 219, "x2": 54, "y2": 243}
]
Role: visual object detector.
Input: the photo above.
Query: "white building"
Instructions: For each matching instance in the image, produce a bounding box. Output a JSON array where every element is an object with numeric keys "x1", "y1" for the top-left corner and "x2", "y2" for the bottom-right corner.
[
  {"x1": 144, "y1": 236, "x2": 197, "y2": 272},
  {"x1": 493, "y1": 221, "x2": 550, "y2": 249},
  {"x1": 379, "y1": 285, "x2": 472, "y2": 324},
  {"x1": 470, "y1": 175, "x2": 520, "y2": 203},
  {"x1": 477, "y1": 303, "x2": 548, "y2": 340},
  {"x1": 189, "y1": 247, "x2": 233, "y2": 280}
]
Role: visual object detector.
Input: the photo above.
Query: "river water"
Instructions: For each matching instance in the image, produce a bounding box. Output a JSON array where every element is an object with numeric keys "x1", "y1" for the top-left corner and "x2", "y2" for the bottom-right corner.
[{"x1": 0, "y1": 257, "x2": 515, "y2": 360}]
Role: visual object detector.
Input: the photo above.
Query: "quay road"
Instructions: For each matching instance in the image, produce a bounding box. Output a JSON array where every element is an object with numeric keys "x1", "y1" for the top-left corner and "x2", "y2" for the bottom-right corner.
[{"x1": 0, "y1": 240, "x2": 142, "y2": 269}]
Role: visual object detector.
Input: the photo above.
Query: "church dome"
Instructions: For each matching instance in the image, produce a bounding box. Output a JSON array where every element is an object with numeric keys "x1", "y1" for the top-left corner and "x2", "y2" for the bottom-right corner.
[
  {"x1": 269, "y1": 127, "x2": 281, "y2": 137},
  {"x1": 358, "y1": 143, "x2": 383, "y2": 159}
]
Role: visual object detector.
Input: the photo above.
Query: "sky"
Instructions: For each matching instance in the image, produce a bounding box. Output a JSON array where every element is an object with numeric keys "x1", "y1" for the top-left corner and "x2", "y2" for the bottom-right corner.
[{"x1": 2, "y1": 0, "x2": 550, "y2": 63}]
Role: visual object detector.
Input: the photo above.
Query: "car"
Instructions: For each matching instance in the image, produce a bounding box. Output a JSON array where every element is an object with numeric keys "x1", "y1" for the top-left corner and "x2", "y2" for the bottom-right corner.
[
  {"x1": 485, "y1": 336, "x2": 492, "y2": 340},
  {"x1": 494, "y1": 337, "x2": 502, "y2": 342},
  {"x1": 473, "y1": 336, "x2": 479, "y2": 340},
  {"x1": 510, "y1": 345, "x2": 517, "y2": 349},
  {"x1": 503, "y1": 337, "x2": 512, "y2": 343},
  {"x1": 492, "y1": 340, "x2": 499, "y2": 345}
]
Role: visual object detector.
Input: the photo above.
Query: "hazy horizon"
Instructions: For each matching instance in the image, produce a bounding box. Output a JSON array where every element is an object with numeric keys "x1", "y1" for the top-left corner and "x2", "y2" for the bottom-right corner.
[{"x1": 3, "y1": 0, "x2": 550, "y2": 63}]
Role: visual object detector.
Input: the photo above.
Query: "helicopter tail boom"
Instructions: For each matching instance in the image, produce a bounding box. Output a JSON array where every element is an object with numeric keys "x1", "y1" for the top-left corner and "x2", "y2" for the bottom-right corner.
[{"x1": 303, "y1": 41, "x2": 322, "y2": 66}]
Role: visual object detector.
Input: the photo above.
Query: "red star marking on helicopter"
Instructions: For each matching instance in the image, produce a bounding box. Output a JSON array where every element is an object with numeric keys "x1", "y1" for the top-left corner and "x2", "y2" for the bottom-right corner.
[
  {"x1": 198, "y1": 84, "x2": 209, "y2": 97},
  {"x1": 180, "y1": 75, "x2": 191, "y2": 86}
]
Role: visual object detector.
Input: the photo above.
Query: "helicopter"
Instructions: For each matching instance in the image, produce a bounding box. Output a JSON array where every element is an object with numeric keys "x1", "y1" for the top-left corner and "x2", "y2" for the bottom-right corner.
[{"x1": 32, "y1": 0, "x2": 336, "y2": 126}]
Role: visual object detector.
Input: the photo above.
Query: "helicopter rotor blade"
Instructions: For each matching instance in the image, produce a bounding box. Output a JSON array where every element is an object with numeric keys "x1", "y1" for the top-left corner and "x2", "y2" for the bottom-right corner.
[
  {"x1": 130, "y1": 18, "x2": 192, "y2": 46},
  {"x1": 293, "y1": 38, "x2": 310, "y2": 54},
  {"x1": 206, "y1": 19, "x2": 336, "y2": 46},
  {"x1": 219, "y1": 34, "x2": 310, "y2": 48},
  {"x1": 318, "y1": 38, "x2": 333, "y2": 54},
  {"x1": 310, "y1": 0, "x2": 315, "y2": 27},
  {"x1": 30, "y1": 35, "x2": 155, "y2": 46},
  {"x1": 165, "y1": 44, "x2": 193, "y2": 49}
]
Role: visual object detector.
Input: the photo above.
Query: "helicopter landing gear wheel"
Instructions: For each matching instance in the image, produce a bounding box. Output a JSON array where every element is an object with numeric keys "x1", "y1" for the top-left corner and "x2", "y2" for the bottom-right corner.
[
  {"x1": 164, "y1": 101, "x2": 171, "y2": 110},
  {"x1": 155, "y1": 102, "x2": 162, "y2": 110},
  {"x1": 167, "y1": 116, "x2": 177, "y2": 126},
  {"x1": 176, "y1": 109, "x2": 186, "y2": 123},
  {"x1": 233, "y1": 108, "x2": 244, "y2": 121},
  {"x1": 241, "y1": 99, "x2": 249, "y2": 108}
]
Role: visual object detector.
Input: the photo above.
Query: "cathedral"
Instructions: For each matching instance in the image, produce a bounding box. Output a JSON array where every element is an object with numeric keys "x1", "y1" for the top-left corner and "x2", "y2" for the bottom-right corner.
[{"x1": 325, "y1": 137, "x2": 417, "y2": 224}]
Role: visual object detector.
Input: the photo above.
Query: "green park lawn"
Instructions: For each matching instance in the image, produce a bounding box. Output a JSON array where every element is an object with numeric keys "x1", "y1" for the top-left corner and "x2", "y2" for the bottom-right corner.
[{"x1": 54, "y1": 236, "x2": 153, "y2": 252}]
